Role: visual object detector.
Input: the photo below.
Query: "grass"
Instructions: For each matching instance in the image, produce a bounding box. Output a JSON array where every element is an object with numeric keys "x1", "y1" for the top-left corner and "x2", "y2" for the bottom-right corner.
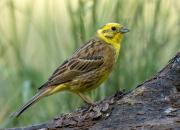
[{"x1": 0, "y1": 0, "x2": 179, "y2": 128}]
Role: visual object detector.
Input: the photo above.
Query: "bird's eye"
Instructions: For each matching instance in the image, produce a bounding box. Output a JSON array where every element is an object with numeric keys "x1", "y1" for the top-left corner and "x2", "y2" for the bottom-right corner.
[{"x1": 111, "y1": 27, "x2": 116, "y2": 31}]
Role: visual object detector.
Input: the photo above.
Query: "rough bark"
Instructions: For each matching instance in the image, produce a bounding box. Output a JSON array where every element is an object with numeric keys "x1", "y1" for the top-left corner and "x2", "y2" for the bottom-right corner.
[{"x1": 8, "y1": 52, "x2": 180, "y2": 130}]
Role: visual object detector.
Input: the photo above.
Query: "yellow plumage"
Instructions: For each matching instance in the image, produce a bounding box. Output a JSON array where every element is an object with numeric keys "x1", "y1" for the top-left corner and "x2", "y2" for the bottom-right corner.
[{"x1": 13, "y1": 23, "x2": 129, "y2": 117}]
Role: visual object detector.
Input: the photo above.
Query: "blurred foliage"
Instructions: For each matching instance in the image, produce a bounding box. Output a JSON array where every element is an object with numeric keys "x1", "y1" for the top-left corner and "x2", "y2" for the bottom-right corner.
[{"x1": 0, "y1": 0, "x2": 179, "y2": 128}]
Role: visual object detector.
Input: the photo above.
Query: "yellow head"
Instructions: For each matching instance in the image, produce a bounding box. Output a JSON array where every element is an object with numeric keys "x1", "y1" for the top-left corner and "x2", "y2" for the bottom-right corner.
[{"x1": 96, "y1": 23, "x2": 129, "y2": 56}]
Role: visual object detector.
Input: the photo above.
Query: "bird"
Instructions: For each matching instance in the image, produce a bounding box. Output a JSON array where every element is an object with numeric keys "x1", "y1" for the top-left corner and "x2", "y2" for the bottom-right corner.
[{"x1": 13, "y1": 23, "x2": 129, "y2": 117}]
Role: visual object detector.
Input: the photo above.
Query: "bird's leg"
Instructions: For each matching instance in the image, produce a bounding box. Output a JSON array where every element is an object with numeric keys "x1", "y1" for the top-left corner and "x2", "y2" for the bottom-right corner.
[
  {"x1": 77, "y1": 92, "x2": 99, "y2": 112},
  {"x1": 77, "y1": 92, "x2": 93, "y2": 105}
]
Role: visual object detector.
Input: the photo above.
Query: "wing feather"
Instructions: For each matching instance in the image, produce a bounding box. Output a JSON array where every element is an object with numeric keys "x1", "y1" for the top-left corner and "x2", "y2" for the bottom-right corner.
[{"x1": 39, "y1": 39, "x2": 104, "y2": 90}]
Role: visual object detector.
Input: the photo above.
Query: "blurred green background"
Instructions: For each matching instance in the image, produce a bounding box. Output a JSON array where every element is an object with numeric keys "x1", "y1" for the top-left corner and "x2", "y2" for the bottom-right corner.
[{"x1": 0, "y1": 0, "x2": 179, "y2": 128}]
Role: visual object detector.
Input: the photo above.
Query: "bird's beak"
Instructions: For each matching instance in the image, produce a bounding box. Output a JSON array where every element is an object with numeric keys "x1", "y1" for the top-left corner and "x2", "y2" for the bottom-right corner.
[{"x1": 119, "y1": 26, "x2": 129, "y2": 33}]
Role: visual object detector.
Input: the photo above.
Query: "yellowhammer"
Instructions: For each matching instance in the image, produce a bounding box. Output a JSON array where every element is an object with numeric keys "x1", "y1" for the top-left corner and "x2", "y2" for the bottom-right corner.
[{"x1": 13, "y1": 23, "x2": 129, "y2": 117}]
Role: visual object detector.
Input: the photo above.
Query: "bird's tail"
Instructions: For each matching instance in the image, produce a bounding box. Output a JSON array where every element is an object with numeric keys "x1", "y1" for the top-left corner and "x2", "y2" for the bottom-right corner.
[{"x1": 12, "y1": 88, "x2": 51, "y2": 117}]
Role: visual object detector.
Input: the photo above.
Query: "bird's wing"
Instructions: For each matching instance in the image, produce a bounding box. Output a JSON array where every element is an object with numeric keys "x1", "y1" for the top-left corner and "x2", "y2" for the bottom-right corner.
[
  {"x1": 53, "y1": 56, "x2": 103, "y2": 82},
  {"x1": 39, "y1": 56, "x2": 104, "y2": 90},
  {"x1": 38, "y1": 38, "x2": 105, "y2": 90}
]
